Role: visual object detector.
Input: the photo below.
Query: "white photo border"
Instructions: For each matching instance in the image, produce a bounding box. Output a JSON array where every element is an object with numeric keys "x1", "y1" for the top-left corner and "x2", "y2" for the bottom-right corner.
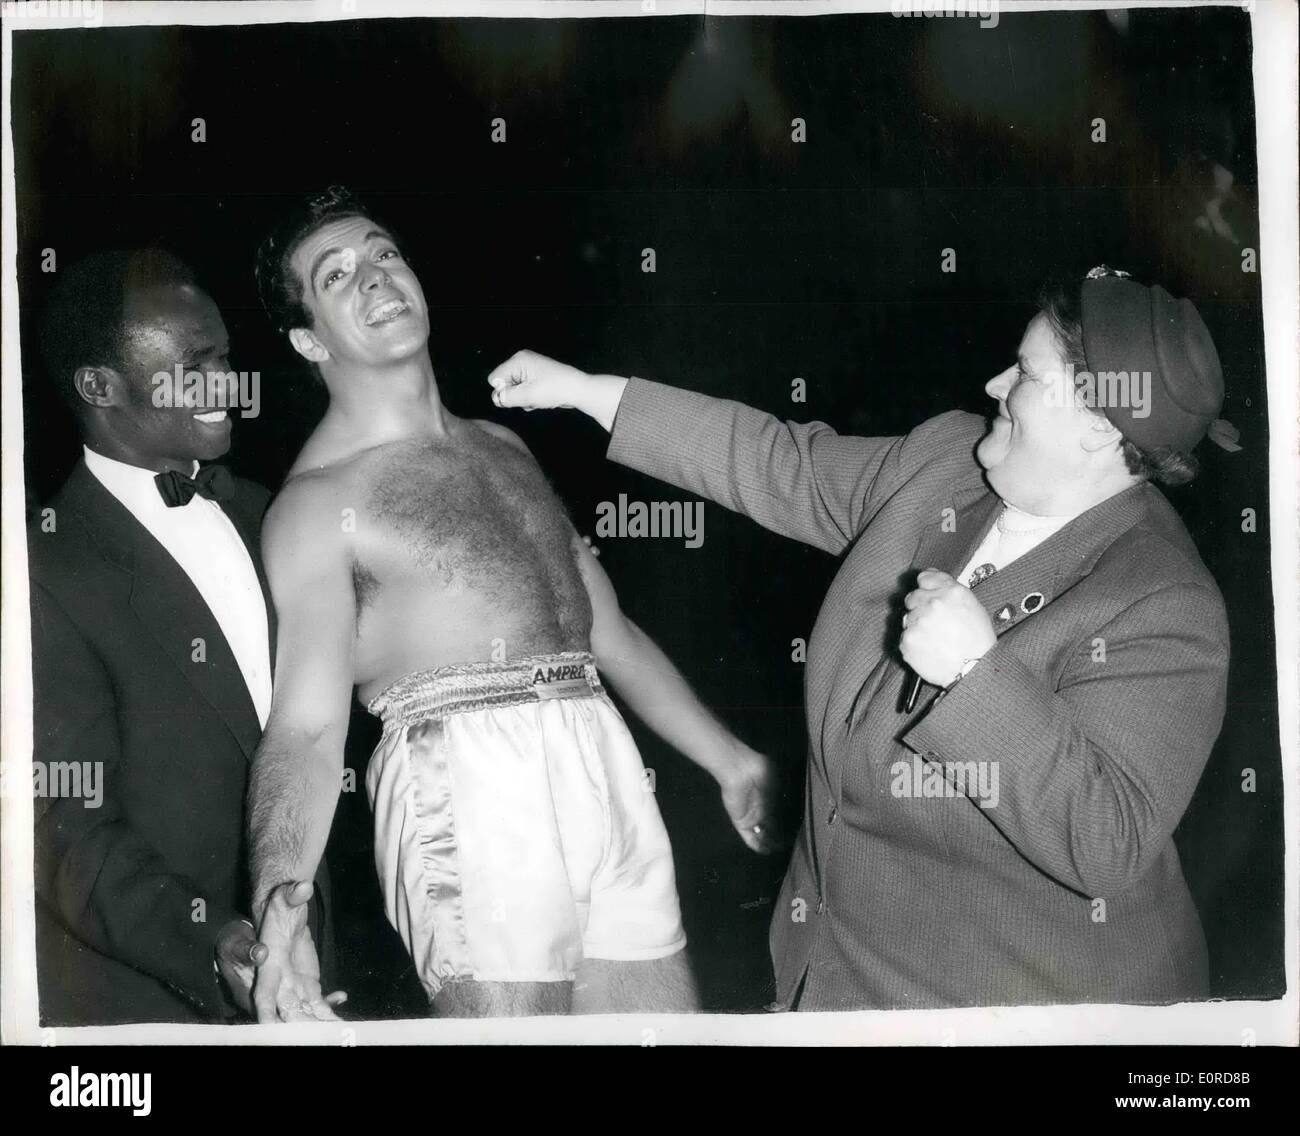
[{"x1": 2, "y1": 0, "x2": 1295, "y2": 1047}]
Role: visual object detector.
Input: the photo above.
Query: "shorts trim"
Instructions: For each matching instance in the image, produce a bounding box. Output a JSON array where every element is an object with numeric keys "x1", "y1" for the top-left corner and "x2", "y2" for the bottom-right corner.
[
  {"x1": 368, "y1": 652, "x2": 603, "y2": 726},
  {"x1": 468, "y1": 970, "x2": 577, "y2": 985},
  {"x1": 580, "y1": 935, "x2": 689, "y2": 963}
]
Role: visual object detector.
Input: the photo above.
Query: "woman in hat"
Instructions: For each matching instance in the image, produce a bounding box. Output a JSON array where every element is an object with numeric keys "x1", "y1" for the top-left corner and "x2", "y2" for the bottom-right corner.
[{"x1": 486, "y1": 266, "x2": 1240, "y2": 1009}]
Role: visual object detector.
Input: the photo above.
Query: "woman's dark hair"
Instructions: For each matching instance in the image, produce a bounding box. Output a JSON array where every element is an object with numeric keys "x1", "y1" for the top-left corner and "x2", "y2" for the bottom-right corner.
[
  {"x1": 1036, "y1": 269, "x2": 1199, "y2": 487},
  {"x1": 254, "y1": 185, "x2": 374, "y2": 335}
]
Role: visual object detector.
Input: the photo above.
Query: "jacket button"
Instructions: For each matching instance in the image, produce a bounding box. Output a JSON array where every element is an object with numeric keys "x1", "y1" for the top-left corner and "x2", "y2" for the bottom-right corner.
[{"x1": 827, "y1": 806, "x2": 838, "y2": 825}]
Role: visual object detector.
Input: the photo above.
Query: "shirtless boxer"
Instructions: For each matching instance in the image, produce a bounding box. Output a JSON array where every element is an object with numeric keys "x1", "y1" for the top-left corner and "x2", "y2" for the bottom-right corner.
[{"x1": 246, "y1": 188, "x2": 776, "y2": 1020}]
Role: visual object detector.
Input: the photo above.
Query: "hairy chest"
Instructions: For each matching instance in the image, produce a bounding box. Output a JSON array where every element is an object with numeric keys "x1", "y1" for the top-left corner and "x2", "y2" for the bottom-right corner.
[{"x1": 355, "y1": 432, "x2": 589, "y2": 627}]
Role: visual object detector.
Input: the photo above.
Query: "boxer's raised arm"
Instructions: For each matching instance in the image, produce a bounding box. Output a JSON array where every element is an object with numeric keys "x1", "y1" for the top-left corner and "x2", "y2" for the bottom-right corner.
[
  {"x1": 573, "y1": 533, "x2": 778, "y2": 854},
  {"x1": 489, "y1": 349, "x2": 917, "y2": 555}
]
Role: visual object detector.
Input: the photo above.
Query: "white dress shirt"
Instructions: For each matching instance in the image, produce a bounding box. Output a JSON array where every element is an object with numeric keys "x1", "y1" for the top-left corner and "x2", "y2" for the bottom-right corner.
[{"x1": 84, "y1": 446, "x2": 272, "y2": 727}]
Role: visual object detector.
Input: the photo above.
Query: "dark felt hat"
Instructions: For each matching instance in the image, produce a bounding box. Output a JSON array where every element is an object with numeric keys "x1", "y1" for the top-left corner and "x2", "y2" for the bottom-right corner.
[{"x1": 1081, "y1": 271, "x2": 1239, "y2": 453}]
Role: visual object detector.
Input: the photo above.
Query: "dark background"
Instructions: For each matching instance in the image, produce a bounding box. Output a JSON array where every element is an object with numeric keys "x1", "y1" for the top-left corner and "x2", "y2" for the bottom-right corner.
[{"x1": 12, "y1": 7, "x2": 1281, "y2": 1014}]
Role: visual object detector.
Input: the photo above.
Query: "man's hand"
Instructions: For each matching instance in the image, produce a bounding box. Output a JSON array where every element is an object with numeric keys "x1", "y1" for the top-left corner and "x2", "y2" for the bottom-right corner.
[
  {"x1": 716, "y1": 744, "x2": 782, "y2": 854},
  {"x1": 487, "y1": 350, "x2": 628, "y2": 431},
  {"x1": 251, "y1": 881, "x2": 346, "y2": 1023},
  {"x1": 215, "y1": 918, "x2": 268, "y2": 1017},
  {"x1": 900, "y1": 569, "x2": 997, "y2": 687}
]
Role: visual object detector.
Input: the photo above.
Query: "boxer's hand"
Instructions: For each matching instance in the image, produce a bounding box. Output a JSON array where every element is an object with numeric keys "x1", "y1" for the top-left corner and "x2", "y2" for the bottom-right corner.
[
  {"x1": 214, "y1": 918, "x2": 268, "y2": 1017},
  {"x1": 900, "y1": 569, "x2": 997, "y2": 687},
  {"x1": 717, "y1": 744, "x2": 782, "y2": 855},
  {"x1": 252, "y1": 881, "x2": 347, "y2": 1023},
  {"x1": 487, "y1": 350, "x2": 628, "y2": 431}
]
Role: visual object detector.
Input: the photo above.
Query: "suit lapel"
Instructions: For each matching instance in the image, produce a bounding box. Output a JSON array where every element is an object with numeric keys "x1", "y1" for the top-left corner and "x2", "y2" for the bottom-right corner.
[
  {"x1": 885, "y1": 477, "x2": 1152, "y2": 720},
  {"x1": 845, "y1": 481, "x2": 999, "y2": 728},
  {"x1": 965, "y1": 480, "x2": 1150, "y2": 638},
  {"x1": 910, "y1": 481, "x2": 1002, "y2": 581},
  {"x1": 63, "y1": 463, "x2": 264, "y2": 760},
  {"x1": 887, "y1": 483, "x2": 1002, "y2": 712},
  {"x1": 898, "y1": 480, "x2": 1152, "y2": 731}
]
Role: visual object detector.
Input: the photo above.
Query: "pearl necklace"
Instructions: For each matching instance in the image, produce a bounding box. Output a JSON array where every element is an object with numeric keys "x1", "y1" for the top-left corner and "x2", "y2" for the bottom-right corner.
[{"x1": 996, "y1": 503, "x2": 1076, "y2": 537}]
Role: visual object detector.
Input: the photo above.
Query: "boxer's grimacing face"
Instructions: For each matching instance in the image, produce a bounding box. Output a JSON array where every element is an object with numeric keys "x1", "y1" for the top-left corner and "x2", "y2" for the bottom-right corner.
[
  {"x1": 976, "y1": 312, "x2": 1113, "y2": 508},
  {"x1": 288, "y1": 215, "x2": 430, "y2": 370}
]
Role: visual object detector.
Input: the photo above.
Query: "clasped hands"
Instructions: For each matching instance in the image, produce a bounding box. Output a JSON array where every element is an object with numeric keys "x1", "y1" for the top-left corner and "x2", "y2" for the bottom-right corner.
[
  {"x1": 900, "y1": 569, "x2": 997, "y2": 687},
  {"x1": 245, "y1": 880, "x2": 347, "y2": 1024}
]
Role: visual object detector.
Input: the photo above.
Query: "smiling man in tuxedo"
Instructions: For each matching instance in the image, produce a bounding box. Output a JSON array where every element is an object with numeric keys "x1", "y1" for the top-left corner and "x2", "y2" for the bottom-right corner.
[{"x1": 27, "y1": 249, "x2": 332, "y2": 1024}]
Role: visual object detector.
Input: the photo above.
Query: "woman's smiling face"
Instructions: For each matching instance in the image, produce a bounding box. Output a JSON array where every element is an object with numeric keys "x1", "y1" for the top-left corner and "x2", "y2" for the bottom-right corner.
[{"x1": 976, "y1": 312, "x2": 1114, "y2": 510}]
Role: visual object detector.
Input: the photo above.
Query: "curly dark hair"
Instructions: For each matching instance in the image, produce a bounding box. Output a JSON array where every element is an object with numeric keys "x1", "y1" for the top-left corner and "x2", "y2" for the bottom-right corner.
[
  {"x1": 254, "y1": 185, "x2": 381, "y2": 335},
  {"x1": 1036, "y1": 268, "x2": 1200, "y2": 487}
]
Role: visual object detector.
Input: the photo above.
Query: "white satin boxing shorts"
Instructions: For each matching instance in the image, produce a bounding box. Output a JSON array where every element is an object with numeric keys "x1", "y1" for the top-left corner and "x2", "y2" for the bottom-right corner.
[{"x1": 365, "y1": 652, "x2": 687, "y2": 1001}]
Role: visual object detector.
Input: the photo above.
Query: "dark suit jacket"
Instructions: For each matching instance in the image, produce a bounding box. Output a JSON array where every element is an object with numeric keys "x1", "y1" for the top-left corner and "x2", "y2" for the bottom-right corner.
[
  {"x1": 608, "y1": 380, "x2": 1229, "y2": 1010},
  {"x1": 28, "y1": 459, "x2": 332, "y2": 1025}
]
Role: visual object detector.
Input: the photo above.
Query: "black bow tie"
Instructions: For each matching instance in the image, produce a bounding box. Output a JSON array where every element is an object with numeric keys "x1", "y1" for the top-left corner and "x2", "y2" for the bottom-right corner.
[{"x1": 154, "y1": 464, "x2": 235, "y2": 508}]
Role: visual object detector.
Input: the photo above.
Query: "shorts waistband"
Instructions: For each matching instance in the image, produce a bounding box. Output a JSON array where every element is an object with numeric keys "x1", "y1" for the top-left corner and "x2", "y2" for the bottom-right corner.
[{"x1": 367, "y1": 652, "x2": 604, "y2": 726}]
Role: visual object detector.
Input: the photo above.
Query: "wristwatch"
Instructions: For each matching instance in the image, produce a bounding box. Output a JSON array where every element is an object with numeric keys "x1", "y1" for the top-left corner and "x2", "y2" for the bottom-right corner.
[{"x1": 945, "y1": 656, "x2": 982, "y2": 690}]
